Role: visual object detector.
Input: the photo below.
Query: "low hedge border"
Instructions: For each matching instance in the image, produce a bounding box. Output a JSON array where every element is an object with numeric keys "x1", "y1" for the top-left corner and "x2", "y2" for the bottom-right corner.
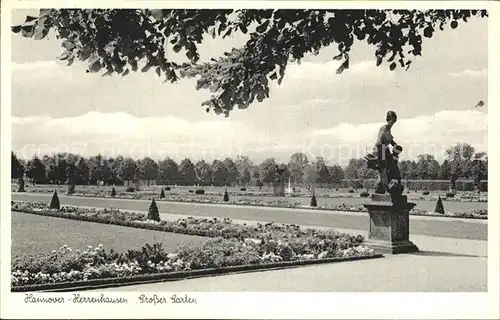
[
  {"x1": 12, "y1": 196, "x2": 487, "y2": 221},
  {"x1": 12, "y1": 253, "x2": 383, "y2": 292},
  {"x1": 152, "y1": 198, "x2": 487, "y2": 220},
  {"x1": 13, "y1": 186, "x2": 488, "y2": 203}
]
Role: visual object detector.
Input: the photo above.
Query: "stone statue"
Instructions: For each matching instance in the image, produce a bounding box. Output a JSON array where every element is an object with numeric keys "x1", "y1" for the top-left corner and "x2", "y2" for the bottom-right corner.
[
  {"x1": 274, "y1": 165, "x2": 286, "y2": 184},
  {"x1": 273, "y1": 164, "x2": 286, "y2": 196},
  {"x1": 364, "y1": 111, "x2": 404, "y2": 200}
]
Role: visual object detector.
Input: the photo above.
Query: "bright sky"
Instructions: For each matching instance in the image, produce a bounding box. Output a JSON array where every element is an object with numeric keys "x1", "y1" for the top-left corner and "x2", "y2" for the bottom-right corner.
[{"x1": 11, "y1": 9, "x2": 488, "y2": 165}]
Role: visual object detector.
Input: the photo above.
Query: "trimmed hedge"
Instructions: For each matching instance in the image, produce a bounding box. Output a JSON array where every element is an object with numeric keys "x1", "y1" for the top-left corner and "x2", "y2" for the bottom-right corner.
[{"x1": 353, "y1": 179, "x2": 488, "y2": 192}]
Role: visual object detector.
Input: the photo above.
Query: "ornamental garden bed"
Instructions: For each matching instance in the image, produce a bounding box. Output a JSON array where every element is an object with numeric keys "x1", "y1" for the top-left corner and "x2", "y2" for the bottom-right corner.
[
  {"x1": 12, "y1": 191, "x2": 488, "y2": 219},
  {"x1": 11, "y1": 201, "x2": 380, "y2": 291},
  {"x1": 12, "y1": 183, "x2": 487, "y2": 203}
]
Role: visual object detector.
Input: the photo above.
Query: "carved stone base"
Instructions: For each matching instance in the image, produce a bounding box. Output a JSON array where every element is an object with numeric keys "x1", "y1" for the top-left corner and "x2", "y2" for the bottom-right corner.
[
  {"x1": 363, "y1": 196, "x2": 419, "y2": 255},
  {"x1": 364, "y1": 239, "x2": 419, "y2": 254}
]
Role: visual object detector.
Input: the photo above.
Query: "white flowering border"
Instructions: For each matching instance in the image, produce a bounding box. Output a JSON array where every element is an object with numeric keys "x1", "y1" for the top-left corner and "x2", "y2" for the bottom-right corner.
[{"x1": 12, "y1": 245, "x2": 382, "y2": 293}]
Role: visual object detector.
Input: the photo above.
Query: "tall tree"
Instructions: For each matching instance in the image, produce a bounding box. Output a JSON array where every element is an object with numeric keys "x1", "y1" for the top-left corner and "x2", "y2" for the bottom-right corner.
[
  {"x1": 471, "y1": 152, "x2": 487, "y2": 188},
  {"x1": 416, "y1": 154, "x2": 440, "y2": 180},
  {"x1": 42, "y1": 155, "x2": 58, "y2": 184},
  {"x1": 75, "y1": 157, "x2": 90, "y2": 185},
  {"x1": 330, "y1": 164, "x2": 344, "y2": 187},
  {"x1": 303, "y1": 164, "x2": 318, "y2": 186},
  {"x1": 26, "y1": 156, "x2": 46, "y2": 185},
  {"x1": 446, "y1": 143, "x2": 475, "y2": 179},
  {"x1": 222, "y1": 157, "x2": 239, "y2": 186},
  {"x1": 438, "y1": 159, "x2": 451, "y2": 180},
  {"x1": 139, "y1": 157, "x2": 159, "y2": 186},
  {"x1": 239, "y1": 167, "x2": 252, "y2": 186},
  {"x1": 11, "y1": 152, "x2": 24, "y2": 180},
  {"x1": 195, "y1": 160, "x2": 213, "y2": 186},
  {"x1": 179, "y1": 158, "x2": 197, "y2": 185},
  {"x1": 109, "y1": 155, "x2": 125, "y2": 185},
  {"x1": 13, "y1": 9, "x2": 487, "y2": 117},
  {"x1": 288, "y1": 152, "x2": 309, "y2": 183},
  {"x1": 259, "y1": 158, "x2": 278, "y2": 185},
  {"x1": 121, "y1": 157, "x2": 137, "y2": 186},
  {"x1": 157, "y1": 157, "x2": 179, "y2": 185},
  {"x1": 235, "y1": 155, "x2": 255, "y2": 184},
  {"x1": 212, "y1": 159, "x2": 230, "y2": 186},
  {"x1": 315, "y1": 157, "x2": 331, "y2": 184}
]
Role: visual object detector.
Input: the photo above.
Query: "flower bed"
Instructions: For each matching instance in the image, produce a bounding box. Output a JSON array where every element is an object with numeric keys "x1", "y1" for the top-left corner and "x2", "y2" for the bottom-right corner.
[
  {"x1": 13, "y1": 183, "x2": 487, "y2": 202},
  {"x1": 11, "y1": 201, "x2": 380, "y2": 290},
  {"x1": 12, "y1": 201, "x2": 369, "y2": 241},
  {"x1": 12, "y1": 240, "x2": 380, "y2": 290}
]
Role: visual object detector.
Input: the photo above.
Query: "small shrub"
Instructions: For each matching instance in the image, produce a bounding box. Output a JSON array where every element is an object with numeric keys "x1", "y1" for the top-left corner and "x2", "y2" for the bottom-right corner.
[
  {"x1": 445, "y1": 192, "x2": 455, "y2": 198},
  {"x1": 422, "y1": 191, "x2": 430, "y2": 195},
  {"x1": 165, "y1": 187, "x2": 171, "y2": 191},
  {"x1": 126, "y1": 187, "x2": 135, "y2": 192},
  {"x1": 195, "y1": 189, "x2": 205, "y2": 195},
  {"x1": 148, "y1": 198, "x2": 160, "y2": 222},
  {"x1": 223, "y1": 190, "x2": 229, "y2": 202},
  {"x1": 348, "y1": 189, "x2": 354, "y2": 193},
  {"x1": 435, "y1": 196, "x2": 445, "y2": 214},
  {"x1": 111, "y1": 187, "x2": 116, "y2": 197},
  {"x1": 359, "y1": 191, "x2": 370, "y2": 198},
  {"x1": 310, "y1": 194, "x2": 317, "y2": 207},
  {"x1": 160, "y1": 189, "x2": 165, "y2": 199},
  {"x1": 188, "y1": 190, "x2": 194, "y2": 193},
  {"x1": 256, "y1": 180, "x2": 264, "y2": 187},
  {"x1": 49, "y1": 191, "x2": 60, "y2": 210},
  {"x1": 240, "y1": 187, "x2": 247, "y2": 191}
]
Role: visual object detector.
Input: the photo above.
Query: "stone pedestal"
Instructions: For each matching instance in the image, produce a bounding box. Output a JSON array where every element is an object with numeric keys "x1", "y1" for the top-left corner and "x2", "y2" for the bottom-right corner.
[
  {"x1": 67, "y1": 183, "x2": 75, "y2": 195},
  {"x1": 273, "y1": 183, "x2": 285, "y2": 196},
  {"x1": 17, "y1": 178, "x2": 25, "y2": 192},
  {"x1": 363, "y1": 194, "x2": 419, "y2": 254}
]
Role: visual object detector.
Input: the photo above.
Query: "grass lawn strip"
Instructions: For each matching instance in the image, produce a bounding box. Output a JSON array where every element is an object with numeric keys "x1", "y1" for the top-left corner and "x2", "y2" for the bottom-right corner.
[
  {"x1": 12, "y1": 211, "x2": 208, "y2": 257},
  {"x1": 12, "y1": 201, "x2": 378, "y2": 290}
]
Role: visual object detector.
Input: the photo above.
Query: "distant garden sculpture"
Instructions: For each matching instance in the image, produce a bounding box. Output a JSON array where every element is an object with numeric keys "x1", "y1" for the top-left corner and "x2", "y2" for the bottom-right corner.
[
  {"x1": 273, "y1": 164, "x2": 286, "y2": 196},
  {"x1": 364, "y1": 111, "x2": 404, "y2": 203},
  {"x1": 363, "y1": 111, "x2": 419, "y2": 254}
]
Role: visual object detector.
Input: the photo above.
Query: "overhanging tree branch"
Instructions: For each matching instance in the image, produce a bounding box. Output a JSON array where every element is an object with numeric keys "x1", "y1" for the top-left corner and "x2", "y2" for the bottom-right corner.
[{"x1": 12, "y1": 9, "x2": 488, "y2": 117}]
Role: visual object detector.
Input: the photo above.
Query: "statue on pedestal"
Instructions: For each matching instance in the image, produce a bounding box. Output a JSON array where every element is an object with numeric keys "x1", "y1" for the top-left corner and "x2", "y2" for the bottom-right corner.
[{"x1": 364, "y1": 111, "x2": 404, "y2": 201}]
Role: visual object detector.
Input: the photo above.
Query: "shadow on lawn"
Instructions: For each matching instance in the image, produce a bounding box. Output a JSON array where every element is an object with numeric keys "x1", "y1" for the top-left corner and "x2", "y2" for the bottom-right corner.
[{"x1": 408, "y1": 250, "x2": 486, "y2": 258}]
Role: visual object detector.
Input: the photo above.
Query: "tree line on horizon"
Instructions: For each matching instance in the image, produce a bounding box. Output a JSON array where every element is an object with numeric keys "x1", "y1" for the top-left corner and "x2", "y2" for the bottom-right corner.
[{"x1": 11, "y1": 143, "x2": 487, "y2": 188}]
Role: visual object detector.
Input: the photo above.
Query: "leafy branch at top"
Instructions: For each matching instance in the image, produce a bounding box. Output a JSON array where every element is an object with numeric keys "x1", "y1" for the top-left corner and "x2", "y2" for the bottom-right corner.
[{"x1": 12, "y1": 9, "x2": 488, "y2": 117}]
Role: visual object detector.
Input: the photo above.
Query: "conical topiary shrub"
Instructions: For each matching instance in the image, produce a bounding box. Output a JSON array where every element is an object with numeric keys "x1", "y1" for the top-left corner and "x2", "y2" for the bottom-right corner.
[
  {"x1": 148, "y1": 198, "x2": 160, "y2": 222},
  {"x1": 223, "y1": 189, "x2": 229, "y2": 202},
  {"x1": 160, "y1": 188, "x2": 165, "y2": 199},
  {"x1": 435, "y1": 196, "x2": 445, "y2": 214},
  {"x1": 49, "y1": 190, "x2": 60, "y2": 210},
  {"x1": 310, "y1": 193, "x2": 317, "y2": 207},
  {"x1": 111, "y1": 187, "x2": 116, "y2": 197}
]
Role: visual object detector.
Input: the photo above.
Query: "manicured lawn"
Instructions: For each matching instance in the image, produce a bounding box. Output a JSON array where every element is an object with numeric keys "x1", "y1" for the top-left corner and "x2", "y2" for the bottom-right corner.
[{"x1": 11, "y1": 211, "x2": 209, "y2": 257}]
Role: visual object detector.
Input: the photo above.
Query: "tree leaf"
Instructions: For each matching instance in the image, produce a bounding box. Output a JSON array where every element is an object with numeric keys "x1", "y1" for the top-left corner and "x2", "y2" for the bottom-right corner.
[
  {"x1": 389, "y1": 62, "x2": 397, "y2": 71},
  {"x1": 11, "y1": 25, "x2": 22, "y2": 33},
  {"x1": 256, "y1": 20, "x2": 270, "y2": 33},
  {"x1": 332, "y1": 53, "x2": 343, "y2": 61},
  {"x1": 239, "y1": 23, "x2": 248, "y2": 34},
  {"x1": 25, "y1": 16, "x2": 38, "y2": 23},
  {"x1": 33, "y1": 25, "x2": 48, "y2": 40},
  {"x1": 156, "y1": 66, "x2": 161, "y2": 77}
]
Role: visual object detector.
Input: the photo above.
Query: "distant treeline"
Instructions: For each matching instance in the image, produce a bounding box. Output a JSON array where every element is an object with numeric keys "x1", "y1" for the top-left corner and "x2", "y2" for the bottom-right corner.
[{"x1": 11, "y1": 142, "x2": 487, "y2": 189}]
